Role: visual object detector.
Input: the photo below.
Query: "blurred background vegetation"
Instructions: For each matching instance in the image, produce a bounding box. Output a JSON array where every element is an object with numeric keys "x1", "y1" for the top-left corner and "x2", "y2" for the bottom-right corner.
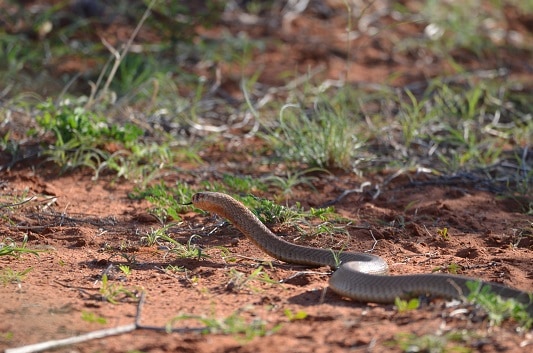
[{"x1": 0, "y1": 0, "x2": 531, "y2": 197}]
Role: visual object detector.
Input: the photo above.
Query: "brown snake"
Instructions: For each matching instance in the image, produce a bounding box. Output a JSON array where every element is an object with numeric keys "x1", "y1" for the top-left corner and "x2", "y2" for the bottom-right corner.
[{"x1": 192, "y1": 192, "x2": 532, "y2": 312}]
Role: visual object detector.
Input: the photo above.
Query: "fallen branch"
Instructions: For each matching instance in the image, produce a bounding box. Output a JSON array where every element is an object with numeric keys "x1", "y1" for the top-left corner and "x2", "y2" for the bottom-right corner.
[
  {"x1": 4, "y1": 324, "x2": 137, "y2": 353},
  {"x1": 4, "y1": 292, "x2": 204, "y2": 353}
]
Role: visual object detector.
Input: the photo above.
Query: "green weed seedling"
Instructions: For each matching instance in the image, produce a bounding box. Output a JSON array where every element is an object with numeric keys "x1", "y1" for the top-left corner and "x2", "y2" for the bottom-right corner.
[
  {"x1": 386, "y1": 331, "x2": 473, "y2": 353},
  {"x1": 32, "y1": 96, "x2": 177, "y2": 181},
  {"x1": 130, "y1": 182, "x2": 195, "y2": 221},
  {"x1": 160, "y1": 264, "x2": 186, "y2": 273},
  {"x1": 118, "y1": 250, "x2": 137, "y2": 265},
  {"x1": 111, "y1": 53, "x2": 158, "y2": 96},
  {"x1": 140, "y1": 224, "x2": 205, "y2": 260},
  {"x1": 34, "y1": 99, "x2": 143, "y2": 174},
  {"x1": 0, "y1": 34, "x2": 35, "y2": 74},
  {"x1": 242, "y1": 195, "x2": 304, "y2": 226},
  {"x1": 99, "y1": 274, "x2": 139, "y2": 304},
  {"x1": 436, "y1": 227, "x2": 450, "y2": 241},
  {"x1": 0, "y1": 331, "x2": 14, "y2": 343},
  {"x1": 330, "y1": 248, "x2": 344, "y2": 269},
  {"x1": 221, "y1": 174, "x2": 267, "y2": 194},
  {"x1": 81, "y1": 311, "x2": 107, "y2": 325},
  {"x1": 283, "y1": 308, "x2": 308, "y2": 322},
  {"x1": 396, "y1": 89, "x2": 438, "y2": 150},
  {"x1": 226, "y1": 266, "x2": 278, "y2": 293},
  {"x1": 308, "y1": 206, "x2": 338, "y2": 221},
  {"x1": 394, "y1": 297, "x2": 420, "y2": 313},
  {"x1": 268, "y1": 100, "x2": 364, "y2": 170},
  {"x1": 140, "y1": 228, "x2": 162, "y2": 247},
  {"x1": 167, "y1": 310, "x2": 281, "y2": 342},
  {"x1": 395, "y1": 0, "x2": 512, "y2": 57},
  {"x1": 217, "y1": 246, "x2": 238, "y2": 264},
  {"x1": 0, "y1": 267, "x2": 33, "y2": 286},
  {"x1": 118, "y1": 265, "x2": 131, "y2": 276},
  {"x1": 446, "y1": 263, "x2": 461, "y2": 275},
  {"x1": 310, "y1": 221, "x2": 348, "y2": 238},
  {"x1": 261, "y1": 167, "x2": 325, "y2": 195},
  {"x1": 466, "y1": 281, "x2": 532, "y2": 329},
  {"x1": 159, "y1": 233, "x2": 206, "y2": 261},
  {"x1": 0, "y1": 236, "x2": 41, "y2": 258}
]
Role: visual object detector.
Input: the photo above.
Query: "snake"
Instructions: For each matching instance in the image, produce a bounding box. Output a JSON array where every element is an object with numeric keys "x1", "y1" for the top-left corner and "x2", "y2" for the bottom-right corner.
[{"x1": 192, "y1": 192, "x2": 532, "y2": 312}]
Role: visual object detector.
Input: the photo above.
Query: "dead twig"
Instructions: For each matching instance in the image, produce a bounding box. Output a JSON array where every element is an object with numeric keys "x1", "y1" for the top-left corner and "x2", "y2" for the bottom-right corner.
[
  {"x1": 0, "y1": 196, "x2": 37, "y2": 210},
  {"x1": 5, "y1": 324, "x2": 137, "y2": 353},
  {"x1": 4, "y1": 292, "x2": 205, "y2": 353}
]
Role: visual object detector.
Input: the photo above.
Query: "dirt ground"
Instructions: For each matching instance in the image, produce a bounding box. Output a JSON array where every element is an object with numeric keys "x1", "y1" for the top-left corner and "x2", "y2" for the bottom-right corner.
[
  {"x1": 1, "y1": 151, "x2": 532, "y2": 353},
  {"x1": 1, "y1": 1, "x2": 533, "y2": 353}
]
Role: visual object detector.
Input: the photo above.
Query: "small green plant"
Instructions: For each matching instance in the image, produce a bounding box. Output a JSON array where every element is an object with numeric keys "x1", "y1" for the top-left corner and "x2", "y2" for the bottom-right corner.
[
  {"x1": 283, "y1": 308, "x2": 308, "y2": 321},
  {"x1": 266, "y1": 97, "x2": 364, "y2": 170},
  {"x1": 363, "y1": 79, "x2": 529, "y2": 174},
  {"x1": 243, "y1": 195, "x2": 304, "y2": 225},
  {"x1": 0, "y1": 236, "x2": 41, "y2": 257},
  {"x1": 99, "y1": 274, "x2": 139, "y2": 304},
  {"x1": 420, "y1": 0, "x2": 498, "y2": 55},
  {"x1": 167, "y1": 310, "x2": 281, "y2": 342},
  {"x1": 119, "y1": 252, "x2": 137, "y2": 265},
  {"x1": 394, "y1": 297, "x2": 420, "y2": 313},
  {"x1": 30, "y1": 96, "x2": 179, "y2": 180},
  {"x1": 436, "y1": 227, "x2": 449, "y2": 240},
  {"x1": 159, "y1": 233, "x2": 206, "y2": 261},
  {"x1": 432, "y1": 264, "x2": 461, "y2": 275},
  {"x1": 396, "y1": 89, "x2": 438, "y2": 150},
  {"x1": 0, "y1": 189, "x2": 32, "y2": 213},
  {"x1": 216, "y1": 246, "x2": 237, "y2": 263},
  {"x1": 0, "y1": 267, "x2": 33, "y2": 286},
  {"x1": 81, "y1": 311, "x2": 107, "y2": 324},
  {"x1": 33, "y1": 99, "x2": 144, "y2": 174},
  {"x1": 261, "y1": 168, "x2": 325, "y2": 195},
  {"x1": 386, "y1": 331, "x2": 472, "y2": 353},
  {"x1": 308, "y1": 206, "x2": 338, "y2": 221},
  {"x1": 139, "y1": 224, "x2": 205, "y2": 260},
  {"x1": 226, "y1": 266, "x2": 278, "y2": 293},
  {"x1": 140, "y1": 227, "x2": 166, "y2": 246},
  {"x1": 111, "y1": 53, "x2": 158, "y2": 96},
  {"x1": 466, "y1": 281, "x2": 532, "y2": 329},
  {"x1": 310, "y1": 221, "x2": 348, "y2": 237},
  {"x1": 131, "y1": 182, "x2": 195, "y2": 221},
  {"x1": 118, "y1": 265, "x2": 131, "y2": 276},
  {"x1": 506, "y1": 148, "x2": 533, "y2": 199},
  {"x1": 330, "y1": 248, "x2": 344, "y2": 268},
  {"x1": 0, "y1": 34, "x2": 35, "y2": 74},
  {"x1": 159, "y1": 264, "x2": 186, "y2": 273},
  {"x1": 221, "y1": 174, "x2": 267, "y2": 194},
  {"x1": 394, "y1": 0, "x2": 515, "y2": 58},
  {"x1": 0, "y1": 331, "x2": 14, "y2": 343},
  {"x1": 447, "y1": 263, "x2": 461, "y2": 275}
]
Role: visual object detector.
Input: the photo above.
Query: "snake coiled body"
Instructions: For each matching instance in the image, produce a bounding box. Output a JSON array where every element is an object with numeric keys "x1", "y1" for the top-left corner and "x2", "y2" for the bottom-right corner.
[{"x1": 192, "y1": 192, "x2": 532, "y2": 311}]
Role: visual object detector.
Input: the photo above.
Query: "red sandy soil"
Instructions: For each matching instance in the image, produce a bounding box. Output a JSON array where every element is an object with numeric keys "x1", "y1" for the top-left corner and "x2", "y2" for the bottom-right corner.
[
  {"x1": 1, "y1": 1, "x2": 532, "y2": 352},
  {"x1": 1, "y1": 150, "x2": 532, "y2": 352}
]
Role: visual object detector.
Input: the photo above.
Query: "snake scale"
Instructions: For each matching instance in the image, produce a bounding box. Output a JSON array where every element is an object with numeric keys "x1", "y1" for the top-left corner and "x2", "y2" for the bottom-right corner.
[{"x1": 192, "y1": 192, "x2": 532, "y2": 312}]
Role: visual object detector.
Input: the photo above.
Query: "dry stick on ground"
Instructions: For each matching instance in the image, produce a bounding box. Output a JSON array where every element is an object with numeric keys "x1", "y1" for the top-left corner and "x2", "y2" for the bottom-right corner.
[
  {"x1": 5, "y1": 292, "x2": 205, "y2": 353},
  {"x1": 0, "y1": 196, "x2": 37, "y2": 209}
]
